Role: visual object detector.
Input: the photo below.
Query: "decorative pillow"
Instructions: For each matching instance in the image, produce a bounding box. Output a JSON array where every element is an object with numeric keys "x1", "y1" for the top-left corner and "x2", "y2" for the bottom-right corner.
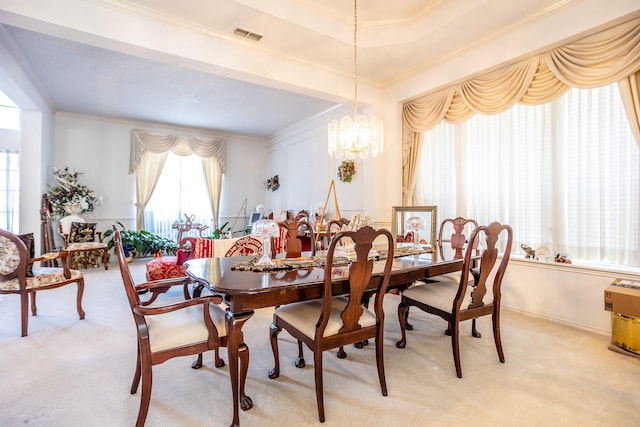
[
  {"x1": 17, "y1": 233, "x2": 35, "y2": 277},
  {"x1": 175, "y1": 247, "x2": 191, "y2": 265},
  {"x1": 69, "y1": 222, "x2": 97, "y2": 243}
]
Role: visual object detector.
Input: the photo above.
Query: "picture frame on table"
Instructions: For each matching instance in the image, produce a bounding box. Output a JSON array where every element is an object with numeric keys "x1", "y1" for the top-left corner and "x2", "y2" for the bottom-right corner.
[{"x1": 391, "y1": 206, "x2": 438, "y2": 248}]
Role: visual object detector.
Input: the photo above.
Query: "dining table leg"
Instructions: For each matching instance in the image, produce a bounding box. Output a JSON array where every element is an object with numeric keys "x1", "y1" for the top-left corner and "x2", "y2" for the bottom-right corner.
[{"x1": 226, "y1": 309, "x2": 254, "y2": 427}]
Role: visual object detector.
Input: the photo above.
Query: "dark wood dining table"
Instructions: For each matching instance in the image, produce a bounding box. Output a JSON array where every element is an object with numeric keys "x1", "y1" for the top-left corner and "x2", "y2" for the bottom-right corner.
[{"x1": 185, "y1": 251, "x2": 467, "y2": 427}]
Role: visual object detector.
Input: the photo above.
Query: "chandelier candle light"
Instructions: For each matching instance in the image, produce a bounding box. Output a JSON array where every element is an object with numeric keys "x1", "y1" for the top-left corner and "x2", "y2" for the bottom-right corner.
[{"x1": 328, "y1": 0, "x2": 383, "y2": 160}]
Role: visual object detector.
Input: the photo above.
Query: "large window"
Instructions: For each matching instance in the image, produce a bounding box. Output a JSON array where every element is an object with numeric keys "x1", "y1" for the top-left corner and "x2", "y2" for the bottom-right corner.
[
  {"x1": 144, "y1": 153, "x2": 213, "y2": 239},
  {"x1": 416, "y1": 83, "x2": 639, "y2": 267},
  {"x1": 0, "y1": 149, "x2": 20, "y2": 233}
]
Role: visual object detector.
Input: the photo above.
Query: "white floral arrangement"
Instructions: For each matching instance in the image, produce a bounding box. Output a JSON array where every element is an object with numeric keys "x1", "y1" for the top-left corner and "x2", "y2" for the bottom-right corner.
[{"x1": 47, "y1": 166, "x2": 102, "y2": 219}]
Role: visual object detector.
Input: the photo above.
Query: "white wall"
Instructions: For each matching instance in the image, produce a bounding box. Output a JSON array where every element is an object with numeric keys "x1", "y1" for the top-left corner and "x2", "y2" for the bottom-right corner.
[
  {"x1": 502, "y1": 259, "x2": 640, "y2": 334},
  {"x1": 267, "y1": 105, "x2": 397, "y2": 228},
  {"x1": 52, "y1": 113, "x2": 267, "y2": 237}
]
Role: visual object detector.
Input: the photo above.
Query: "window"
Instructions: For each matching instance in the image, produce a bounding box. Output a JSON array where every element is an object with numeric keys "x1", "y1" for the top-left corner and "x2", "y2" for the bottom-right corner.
[
  {"x1": 416, "y1": 83, "x2": 639, "y2": 267},
  {"x1": 144, "y1": 153, "x2": 214, "y2": 239},
  {"x1": 0, "y1": 149, "x2": 20, "y2": 233}
]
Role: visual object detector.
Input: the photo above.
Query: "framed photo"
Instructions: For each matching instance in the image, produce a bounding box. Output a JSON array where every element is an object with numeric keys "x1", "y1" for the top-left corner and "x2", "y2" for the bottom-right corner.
[{"x1": 391, "y1": 206, "x2": 438, "y2": 248}]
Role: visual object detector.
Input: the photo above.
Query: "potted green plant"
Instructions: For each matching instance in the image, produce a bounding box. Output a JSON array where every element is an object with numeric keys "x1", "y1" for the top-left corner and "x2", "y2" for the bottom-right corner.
[{"x1": 103, "y1": 222, "x2": 178, "y2": 258}]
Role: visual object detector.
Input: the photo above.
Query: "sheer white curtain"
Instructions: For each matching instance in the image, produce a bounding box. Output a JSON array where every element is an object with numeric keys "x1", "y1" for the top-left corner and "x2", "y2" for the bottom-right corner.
[
  {"x1": 144, "y1": 153, "x2": 214, "y2": 239},
  {"x1": 416, "y1": 83, "x2": 639, "y2": 266}
]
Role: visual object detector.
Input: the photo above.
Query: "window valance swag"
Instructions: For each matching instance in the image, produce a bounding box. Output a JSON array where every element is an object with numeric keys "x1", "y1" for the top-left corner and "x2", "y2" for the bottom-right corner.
[
  {"x1": 129, "y1": 130, "x2": 226, "y2": 174},
  {"x1": 401, "y1": 14, "x2": 640, "y2": 204}
]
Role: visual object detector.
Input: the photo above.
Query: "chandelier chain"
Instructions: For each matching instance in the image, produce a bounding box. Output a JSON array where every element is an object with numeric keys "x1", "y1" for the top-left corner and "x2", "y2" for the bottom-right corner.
[{"x1": 353, "y1": 0, "x2": 358, "y2": 118}]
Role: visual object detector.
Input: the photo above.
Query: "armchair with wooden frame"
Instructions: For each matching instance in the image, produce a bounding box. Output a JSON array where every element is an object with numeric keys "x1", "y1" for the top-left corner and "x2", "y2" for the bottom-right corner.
[
  {"x1": 58, "y1": 205, "x2": 109, "y2": 270},
  {"x1": 0, "y1": 228, "x2": 85, "y2": 337},
  {"x1": 396, "y1": 222, "x2": 513, "y2": 378},
  {"x1": 112, "y1": 226, "x2": 250, "y2": 427},
  {"x1": 268, "y1": 226, "x2": 394, "y2": 422}
]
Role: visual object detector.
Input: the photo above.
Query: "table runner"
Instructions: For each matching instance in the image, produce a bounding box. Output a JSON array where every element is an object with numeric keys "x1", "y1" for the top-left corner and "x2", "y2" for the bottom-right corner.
[{"x1": 230, "y1": 245, "x2": 433, "y2": 272}]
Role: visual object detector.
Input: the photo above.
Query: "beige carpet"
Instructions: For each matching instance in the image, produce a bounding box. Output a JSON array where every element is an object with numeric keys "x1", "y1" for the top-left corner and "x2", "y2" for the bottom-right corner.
[{"x1": 1, "y1": 259, "x2": 639, "y2": 427}]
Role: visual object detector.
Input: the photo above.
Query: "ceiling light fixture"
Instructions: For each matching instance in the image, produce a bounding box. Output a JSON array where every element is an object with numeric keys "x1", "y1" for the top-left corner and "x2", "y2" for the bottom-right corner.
[{"x1": 328, "y1": 0, "x2": 383, "y2": 160}]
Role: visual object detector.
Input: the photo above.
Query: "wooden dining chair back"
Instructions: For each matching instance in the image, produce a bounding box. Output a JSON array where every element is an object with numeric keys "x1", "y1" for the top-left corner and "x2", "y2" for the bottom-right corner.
[
  {"x1": 112, "y1": 226, "x2": 248, "y2": 427},
  {"x1": 438, "y1": 216, "x2": 479, "y2": 261},
  {"x1": 277, "y1": 218, "x2": 315, "y2": 258},
  {"x1": 396, "y1": 222, "x2": 513, "y2": 378},
  {"x1": 268, "y1": 225, "x2": 394, "y2": 422},
  {"x1": 324, "y1": 217, "x2": 350, "y2": 245},
  {"x1": 0, "y1": 228, "x2": 85, "y2": 336}
]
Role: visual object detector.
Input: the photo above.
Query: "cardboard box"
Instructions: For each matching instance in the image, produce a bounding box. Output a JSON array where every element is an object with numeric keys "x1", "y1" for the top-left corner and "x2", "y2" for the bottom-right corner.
[{"x1": 604, "y1": 279, "x2": 640, "y2": 318}]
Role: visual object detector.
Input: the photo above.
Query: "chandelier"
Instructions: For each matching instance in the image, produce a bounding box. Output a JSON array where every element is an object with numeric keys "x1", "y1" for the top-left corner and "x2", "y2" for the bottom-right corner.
[{"x1": 328, "y1": 0, "x2": 383, "y2": 160}]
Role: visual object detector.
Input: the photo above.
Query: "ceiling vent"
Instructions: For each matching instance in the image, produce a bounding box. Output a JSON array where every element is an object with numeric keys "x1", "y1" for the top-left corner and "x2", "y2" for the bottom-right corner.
[{"x1": 233, "y1": 28, "x2": 263, "y2": 42}]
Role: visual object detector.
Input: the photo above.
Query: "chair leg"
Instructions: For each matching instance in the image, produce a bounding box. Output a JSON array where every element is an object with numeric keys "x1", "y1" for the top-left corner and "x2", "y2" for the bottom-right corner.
[
  {"x1": 102, "y1": 248, "x2": 109, "y2": 270},
  {"x1": 214, "y1": 347, "x2": 225, "y2": 368},
  {"x1": 336, "y1": 345, "x2": 346, "y2": 359},
  {"x1": 191, "y1": 353, "x2": 203, "y2": 369},
  {"x1": 30, "y1": 291, "x2": 37, "y2": 316},
  {"x1": 268, "y1": 323, "x2": 282, "y2": 379},
  {"x1": 131, "y1": 345, "x2": 142, "y2": 394},
  {"x1": 136, "y1": 357, "x2": 153, "y2": 427},
  {"x1": 314, "y1": 350, "x2": 325, "y2": 423},
  {"x1": 451, "y1": 320, "x2": 463, "y2": 378},
  {"x1": 76, "y1": 279, "x2": 86, "y2": 320},
  {"x1": 472, "y1": 318, "x2": 482, "y2": 338},
  {"x1": 396, "y1": 300, "x2": 409, "y2": 348},
  {"x1": 376, "y1": 330, "x2": 388, "y2": 397},
  {"x1": 493, "y1": 310, "x2": 505, "y2": 363},
  {"x1": 21, "y1": 292, "x2": 29, "y2": 337},
  {"x1": 295, "y1": 340, "x2": 306, "y2": 368}
]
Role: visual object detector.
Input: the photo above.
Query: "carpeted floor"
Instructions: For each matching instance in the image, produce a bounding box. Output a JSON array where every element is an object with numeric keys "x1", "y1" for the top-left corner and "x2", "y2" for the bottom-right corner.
[{"x1": 1, "y1": 259, "x2": 639, "y2": 427}]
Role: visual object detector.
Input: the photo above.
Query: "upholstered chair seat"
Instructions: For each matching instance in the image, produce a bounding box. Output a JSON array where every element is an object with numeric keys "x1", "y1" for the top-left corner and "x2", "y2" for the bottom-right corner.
[
  {"x1": 403, "y1": 279, "x2": 493, "y2": 314},
  {"x1": 0, "y1": 267, "x2": 84, "y2": 291},
  {"x1": 146, "y1": 303, "x2": 227, "y2": 353},
  {"x1": 145, "y1": 256, "x2": 187, "y2": 281},
  {"x1": 274, "y1": 297, "x2": 375, "y2": 339}
]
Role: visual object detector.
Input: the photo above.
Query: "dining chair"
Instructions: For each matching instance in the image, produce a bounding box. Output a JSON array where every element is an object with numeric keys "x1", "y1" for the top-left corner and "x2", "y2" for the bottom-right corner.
[
  {"x1": 396, "y1": 221, "x2": 513, "y2": 378},
  {"x1": 402, "y1": 216, "x2": 480, "y2": 334},
  {"x1": 112, "y1": 226, "x2": 249, "y2": 427},
  {"x1": 324, "y1": 217, "x2": 350, "y2": 243},
  {"x1": 438, "y1": 216, "x2": 479, "y2": 261},
  {"x1": 268, "y1": 225, "x2": 394, "y2": 422},
  {"x1": 0, "y1": 228, "x2": 85, "y2": 337},
  {"x1": 277, "y1": 218, "x2": 315, "y2": 258}
]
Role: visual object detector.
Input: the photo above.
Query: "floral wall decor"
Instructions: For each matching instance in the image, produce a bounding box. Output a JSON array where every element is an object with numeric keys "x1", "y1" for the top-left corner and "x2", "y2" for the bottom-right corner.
[
  {"x1": 337, "y1": 160, "x2": 356, "y2": 183},
  {"x1": 47, "y1": 166, "x2": 102, "y2": 219},
  {"x1": 265, "y1": 174, "x2": 280, "y2": 191}
]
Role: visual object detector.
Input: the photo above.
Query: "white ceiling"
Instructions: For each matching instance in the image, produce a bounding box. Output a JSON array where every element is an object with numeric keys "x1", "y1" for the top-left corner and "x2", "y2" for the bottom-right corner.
[{"x1": 0, "y1": 0, "x2": 630, "y2": 137}]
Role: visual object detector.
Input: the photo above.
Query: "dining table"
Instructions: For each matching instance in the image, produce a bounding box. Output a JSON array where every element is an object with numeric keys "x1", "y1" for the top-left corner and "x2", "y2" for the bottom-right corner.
[{"x1": 185, "y1": 249, "x2": 468, "y2": 427}]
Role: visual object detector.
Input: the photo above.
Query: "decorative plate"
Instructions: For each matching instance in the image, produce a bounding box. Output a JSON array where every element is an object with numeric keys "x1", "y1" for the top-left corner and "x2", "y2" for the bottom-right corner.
[{"x1": 535, "y1": 246, "x2": 550, "y2": 260}]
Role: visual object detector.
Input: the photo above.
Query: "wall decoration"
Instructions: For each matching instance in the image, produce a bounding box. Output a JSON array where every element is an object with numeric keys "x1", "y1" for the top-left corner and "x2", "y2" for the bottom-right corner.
[
  {"x1": 265, "y1": 175, "x2": 280, "y2": 191},
  {"x1": 337, "y1": 160, "x2": 356, "y2": 183}
]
